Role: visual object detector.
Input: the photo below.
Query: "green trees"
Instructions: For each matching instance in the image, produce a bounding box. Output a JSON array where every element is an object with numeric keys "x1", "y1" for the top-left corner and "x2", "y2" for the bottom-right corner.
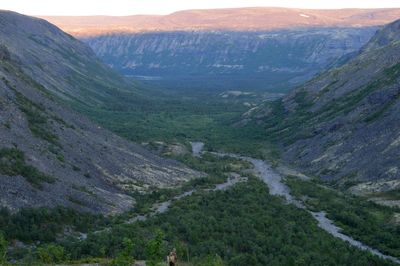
[
  {"x1": 0, "y1": 232, "x2": 7, "y2": 264},
  {"x1": 112, "y1": 238, "x2": 135, "y2": 266},
  {"x1": 1, "y1": 166, "x2": 398, "y2": 265},
  {"x1": 37, "y1": 244, "x2": 66, "y2": 264},
  {"x1": 0, "y1": 205, "x2": 109, "y2": 258},
  {"x1": 287, "y1": 177, "x2": 400, "y2": 258},
  {"x1": 196, "y1": 254, "x2": 225, "y2": 266},
  {"x1": 145, "y1": 229, "x2": 165, "y2": 266}
]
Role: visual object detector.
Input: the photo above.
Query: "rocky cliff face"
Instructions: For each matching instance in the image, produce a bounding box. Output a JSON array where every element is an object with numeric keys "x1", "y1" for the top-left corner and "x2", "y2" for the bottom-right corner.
[
  {"x1": 83, "y1": 27, "x2": 377, "y2": 91},
  {"x1": 246, "y1": 19, "x2": 400, "y2": 185},
  {"x1": 0, "y1": 11, "x2": 198, "y2": 214}
]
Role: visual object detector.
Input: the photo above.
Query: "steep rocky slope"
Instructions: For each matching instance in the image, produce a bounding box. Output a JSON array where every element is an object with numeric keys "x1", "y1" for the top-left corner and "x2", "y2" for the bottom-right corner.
[
  {"x1": 0, "y1": 11, "x2": 198, "y2": 214},
  {"x1": 41, "y1": 8, "x2": 400, "y2": 36},
  {"x1": 82, "y1": 28, "x2": 377, "y2": 91},
  {"x1": 246, "y1": 19, "x2": 400, "y2": 186},
  {"x1": 0, "y1": 10, "x2": 145, "y2": 108}
]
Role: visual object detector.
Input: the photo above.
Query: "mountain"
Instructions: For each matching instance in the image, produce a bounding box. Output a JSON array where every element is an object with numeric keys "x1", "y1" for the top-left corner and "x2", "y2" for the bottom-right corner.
[
  {"x1": 0, "y1": 10, "x2": 151, "y2": 109},
  {"x1": 81, "y1": 28, "x2": 377, "y2": 92},
  {"x1": 245, "y1": 19, "x2": 400, "y2": 187},
  {"x1": 0, "y1": 11, "x2": 198, "y2": 214},
  {"x1": 40, "y1": 8, "x2": 400, "y2": 36},
  {"x1": 39, "y1": 8, "x2": 400, "y2": 92}
]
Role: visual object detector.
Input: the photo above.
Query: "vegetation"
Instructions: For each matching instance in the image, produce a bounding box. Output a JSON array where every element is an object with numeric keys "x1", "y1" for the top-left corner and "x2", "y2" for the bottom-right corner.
[
  {"x1": 36, "y1": 244, "x2": 67, "y2": 264},
  {"x1": 2, "y1": 38, "x2": 400, "y2": 265},
  {"x1": 252, "y1": 61, "x2": 400, "y2": 147},
  {"x1": 0, "y1": 152, "x2": 397, "y2": 265},
  {"x1": 0, "y1": 207, "x2": 109, "y2": 244},
  {"x1": 286, "y1": 177, "x2": 400, "y2": 257},
  {"x1": 78, "y1": 87, "x2": 276, "y2": 159},
  {"x1": 0, "y1": 148, "x2": 55, "y2": 189},
  {"x1": 130, "y1": 152, "x2": 251, "y2": 216},
  {"x1": 112, "y1": 238, "x2": 135, "y2": 266},
  {"x1": 145, "y1": 229, "x2": 165, "y2": 266},
  {"x1": 0, "y1": 232, "x2": 7, "y2": 265},
  {"x1": 14, "y1": 90, "x2": 60, "y2": 146},
  {"x1": 52, "y1": 179, "x2": 394, "y2": 265}
]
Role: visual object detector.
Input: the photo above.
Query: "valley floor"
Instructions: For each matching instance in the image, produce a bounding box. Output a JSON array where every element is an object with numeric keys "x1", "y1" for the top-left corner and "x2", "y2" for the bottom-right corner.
[{"x1": 3, "y1": 146, "x2": 399, "y2": 265}]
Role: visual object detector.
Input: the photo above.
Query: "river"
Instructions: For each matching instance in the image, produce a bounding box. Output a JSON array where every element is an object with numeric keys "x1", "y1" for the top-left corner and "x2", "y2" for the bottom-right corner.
[
  {"x1": 114, "y1": 142, "x2": 399, "y2": 264},
  {"x1": 195, "y1": 142, "x2": 400, "y2": 264}
]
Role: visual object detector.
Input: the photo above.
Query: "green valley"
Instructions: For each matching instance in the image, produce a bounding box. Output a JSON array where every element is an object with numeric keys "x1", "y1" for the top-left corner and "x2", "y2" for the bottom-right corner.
[{"x1": 0, "y1": 5, "x2": 400, "y2": 266}]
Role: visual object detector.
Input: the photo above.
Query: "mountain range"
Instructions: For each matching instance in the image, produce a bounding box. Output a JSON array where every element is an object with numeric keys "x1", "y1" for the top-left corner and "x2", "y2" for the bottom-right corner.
[
  {"x1": 41, "y1": 8, "x2": 400, "y2": 36},
  {"x1": 40, "y1": 8, "x2": 400, "y2": 92}
]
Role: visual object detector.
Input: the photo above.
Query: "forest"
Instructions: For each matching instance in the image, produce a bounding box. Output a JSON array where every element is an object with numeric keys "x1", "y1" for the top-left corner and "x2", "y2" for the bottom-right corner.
[{"x1": 0, "y1": 153, "x2": 398, "y2": 265}]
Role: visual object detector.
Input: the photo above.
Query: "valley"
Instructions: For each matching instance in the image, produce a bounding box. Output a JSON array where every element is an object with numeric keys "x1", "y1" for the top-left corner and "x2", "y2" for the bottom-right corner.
[{"x1": 0, "y1": 6, "x2": 399, "y2": 266}]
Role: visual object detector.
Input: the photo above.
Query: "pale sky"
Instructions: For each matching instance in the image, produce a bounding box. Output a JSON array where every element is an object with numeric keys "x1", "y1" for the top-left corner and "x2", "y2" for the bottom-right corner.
[{"x1": 1, "y1": 0, "x2": 400, "y2": 16}]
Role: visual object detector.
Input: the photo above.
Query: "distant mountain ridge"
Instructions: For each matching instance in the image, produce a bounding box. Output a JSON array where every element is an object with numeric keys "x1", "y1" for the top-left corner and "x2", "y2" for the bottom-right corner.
[
  {"x1": 82, "y1": 27, "x2": 378, "y2": 92},
  {"x1": 40, "y1": 7, "x2": 400, "y2": 37},
  {"x1": 38, "y1": 7, "x2": 400, "y2": 92}
]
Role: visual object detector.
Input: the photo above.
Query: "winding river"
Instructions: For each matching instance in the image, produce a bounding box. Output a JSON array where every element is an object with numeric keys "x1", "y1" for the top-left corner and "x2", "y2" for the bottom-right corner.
[
  {"x1": 251, "y1": 156, "x2": 399, "y2": 264},
  {"x1": 119, "y1": 142, "x2": 399, "y2": 264},
  {"x1": 201, "y1": 143, "x2": 400, "y2": 264}
]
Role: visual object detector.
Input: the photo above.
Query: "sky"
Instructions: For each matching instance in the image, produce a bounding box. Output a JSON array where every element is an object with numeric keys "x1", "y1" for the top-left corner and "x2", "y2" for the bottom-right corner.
[{"x1": 1, "y1": 0, "x2": 400, "y2": 16}]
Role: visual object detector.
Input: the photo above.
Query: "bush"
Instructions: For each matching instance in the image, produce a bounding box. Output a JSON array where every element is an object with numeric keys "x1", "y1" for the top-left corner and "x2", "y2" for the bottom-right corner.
[
  {"x1": 112, "y1": 238, "x2": 135, "y2": 266},
  {"x1": 37, "y1": 244, "x2": 66, "y2": 264},
  {"x1": 145, "y1": 229, "x2": 165, "y2": 266},
  {"x1": 0, "y1": 232, "x2": 7, "y2": 264}
]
